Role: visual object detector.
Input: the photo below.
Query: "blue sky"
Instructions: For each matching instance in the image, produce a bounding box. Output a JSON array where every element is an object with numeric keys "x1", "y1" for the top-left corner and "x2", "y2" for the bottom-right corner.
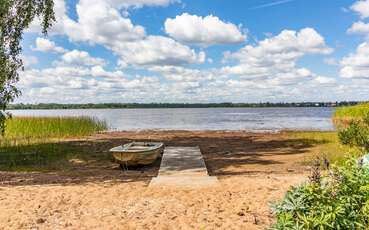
[{"x1": 18, "y1": 0, "x2": 369, "y2": 103}]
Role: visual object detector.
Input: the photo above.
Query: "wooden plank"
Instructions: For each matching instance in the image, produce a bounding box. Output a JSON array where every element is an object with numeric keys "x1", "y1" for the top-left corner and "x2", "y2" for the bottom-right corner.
[{"x1": 150, "y1": 147, "x2": 218, "y2": 188}]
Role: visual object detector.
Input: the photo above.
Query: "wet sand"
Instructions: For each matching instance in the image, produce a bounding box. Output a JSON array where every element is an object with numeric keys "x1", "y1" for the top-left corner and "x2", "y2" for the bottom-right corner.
[{"x1": 0, "y1": 131, "x2": 313, "y2": 229}]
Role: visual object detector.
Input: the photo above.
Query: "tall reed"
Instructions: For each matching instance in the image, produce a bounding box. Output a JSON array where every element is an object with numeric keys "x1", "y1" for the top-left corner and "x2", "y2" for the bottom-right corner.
[
  {"x1": 4, "y1": 116, "x2": 107, "y2": 139},
  {"x1": 0, "y1": 116, "x2": 108, "y2": 171}
]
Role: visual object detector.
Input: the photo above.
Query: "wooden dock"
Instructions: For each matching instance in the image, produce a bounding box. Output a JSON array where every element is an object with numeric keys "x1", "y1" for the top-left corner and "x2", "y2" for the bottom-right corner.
[{"x1": 150, "y1": 147, "x2": 218, "y2": 188}]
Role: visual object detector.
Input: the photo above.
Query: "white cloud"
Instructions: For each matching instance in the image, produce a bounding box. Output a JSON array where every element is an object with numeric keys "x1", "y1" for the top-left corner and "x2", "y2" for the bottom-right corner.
[
  {"x1": 216, "y1": 27, "x2": 339, "y2": 100},
  {"x1": 70, "y1": 1, "x2": 204, "y2": 67},
  {"x1": 340, "y1": 1, "x2": 369, "y2": 81},
  {"x1": 28, "y1": 0, "x2": 77, "y2": 35},
  {"x1": 346, "y1": 1, "x2": 369, "y2": 38},
  {"x1": 22, "y1": 1, "x2": 360, "y2": 103},
  {"x1": 225, "y1": 28, "x2": 331, "y2": 64},
  {"x1": 16, "y1": 62, "x2": 345, "y2": 103},
  {"x1": 313, "y1": 76, "x2": 336, "y2": 85},
  {"x1": 348, "y1": 21, "x2": 369, "y2": 36},
  {"x1": 32, "y1": 37, "x2": 67, "y2": 53},
  {"x1": 28, "y1": 0, "x2": 175, "y2": 34},
  {"x1": 28, "y1": 0, "x2": 145, "y2": 41},
  {"x1": 90, "y1": 66, "x2": 124, "y2": 78},
  {"x1": 164, "y1": 13, "x2": 246, "y2": 46},
  {"x1": 17, "y1": 62, "x2": 163, "y2": 103},
  {"x1": 149, "y1": 66, "x2": 216, "y2": 82},
  {"x1": 107, "y1": 0, "x2": 176, "y2": 8},
  {"x1": 340, "y1": 42, "x2": 369, "y2": 79},
  {"x1": 68, "y1": 0, "x2": 146, "y2": 43},
  {"x1": 22, "y1": 55, "x2": 38, "y2": 69},
  {"x1": 222, "y1": 28, "x2": 332, "y2": 83},
  {"x1": 60, "y1": 50, "x2": 106, "y2": 66},
  {"x1": 351, "y1": 0, "x2": 369, "y2": 19},
  {"x1": 28, "y1": 0, "x2": 203, "y2": 67},
  {"x1": 116, "y1": 36, "x2": 205, "y2": 67}
]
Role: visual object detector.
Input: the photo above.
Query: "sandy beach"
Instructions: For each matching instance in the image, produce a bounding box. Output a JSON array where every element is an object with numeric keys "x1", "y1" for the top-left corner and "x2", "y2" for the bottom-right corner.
[{"x1": 0, "y1": 131, "x2": 312, "y2": 229}]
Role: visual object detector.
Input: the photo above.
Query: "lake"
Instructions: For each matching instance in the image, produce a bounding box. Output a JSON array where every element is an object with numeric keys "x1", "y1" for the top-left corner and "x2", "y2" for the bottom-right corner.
[{"x1": 9, "y1": 107, "x2": 335, "y2": 132}]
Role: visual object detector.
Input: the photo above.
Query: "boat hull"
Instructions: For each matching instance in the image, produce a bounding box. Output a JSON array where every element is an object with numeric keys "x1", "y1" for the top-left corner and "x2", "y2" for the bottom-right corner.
[{"x1": 110, "y1": 142, "x2": 164, "y2": 166}]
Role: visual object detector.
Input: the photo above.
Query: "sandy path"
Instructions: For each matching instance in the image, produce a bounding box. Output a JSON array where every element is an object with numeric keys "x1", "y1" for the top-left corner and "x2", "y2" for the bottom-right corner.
[{"x1": 0, "y1": 173, "x2": 306, "y2": 230}]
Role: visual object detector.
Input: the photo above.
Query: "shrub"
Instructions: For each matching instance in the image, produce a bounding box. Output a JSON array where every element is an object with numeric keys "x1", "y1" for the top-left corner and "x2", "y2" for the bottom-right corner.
[
  {"x1": 271, "y1": 108, "x2": 369, "y2": 229},
  {"x1": 338, "y1": 113, "x2": 369, "y2": 153},
  {"x1": 270, "y1": 159, "x2": 369, "y2": 229}
]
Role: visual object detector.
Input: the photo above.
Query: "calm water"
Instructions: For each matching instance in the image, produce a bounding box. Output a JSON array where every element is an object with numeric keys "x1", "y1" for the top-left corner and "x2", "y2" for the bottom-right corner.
[{"x1": 9, "y1": 107, "x2": 335, "y2": 132}]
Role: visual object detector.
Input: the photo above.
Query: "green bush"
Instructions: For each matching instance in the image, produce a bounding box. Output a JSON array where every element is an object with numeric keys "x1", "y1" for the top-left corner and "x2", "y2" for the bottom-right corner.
[
  {"x1": 338, "y1": 113, "x2": 369, "y2": 153},
  {"x1": 270, "y1": 159, "x2": 369, "y2": 229},
  {"x1": 271, "y1": 109, "x2": 369, "y2": 229}
]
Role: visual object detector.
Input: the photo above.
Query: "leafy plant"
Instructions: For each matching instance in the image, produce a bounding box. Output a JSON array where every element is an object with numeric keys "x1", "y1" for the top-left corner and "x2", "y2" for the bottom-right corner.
[
  {"x1": 338, "y1": 113, "x2": 369, "y2": 153},
  {"x1": 271, "y1": 108, "x2": 369, "y2": 229},
  {"x1": 270, "y1": 159, "x2": 369, "y2": 230}
]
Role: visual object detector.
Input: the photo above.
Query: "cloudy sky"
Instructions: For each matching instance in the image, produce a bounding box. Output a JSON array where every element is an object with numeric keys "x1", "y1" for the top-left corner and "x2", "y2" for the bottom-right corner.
[{"x1": 18, "y1": 0, "x2": 369, "y2": 103}]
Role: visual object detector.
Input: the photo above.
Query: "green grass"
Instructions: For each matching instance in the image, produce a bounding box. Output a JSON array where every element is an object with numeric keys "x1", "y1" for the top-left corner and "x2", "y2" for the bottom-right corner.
[
  {"x1": 0, "y1": 140, "x2": 112, "y2": 172},
  {"x1": 284, "y1": 131, "x2": 361, "y2": 164},
  {"x1": 0, "y1": 116, "x2": 108, "y2": 171},
  {"x1": 4, "y1": 116, "x2": 107, "y2": 139},
  {"x1": 333, "y1": 103, "x2": 369, "y2": 127}
]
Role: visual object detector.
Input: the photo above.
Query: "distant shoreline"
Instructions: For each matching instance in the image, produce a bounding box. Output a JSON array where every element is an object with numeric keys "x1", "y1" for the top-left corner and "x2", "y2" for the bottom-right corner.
[{"x1": 8, "y1": 101, "x2": 362, "y2": 110}]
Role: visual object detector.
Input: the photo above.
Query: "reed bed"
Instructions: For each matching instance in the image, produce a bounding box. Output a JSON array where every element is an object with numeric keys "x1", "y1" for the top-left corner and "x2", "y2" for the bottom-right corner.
[
  {"x1": 0, "y1": 116, "x2": 108, "y2": 171},
  {"x1": 4, "y1": 116, "x2": 107, "y2": 139}
]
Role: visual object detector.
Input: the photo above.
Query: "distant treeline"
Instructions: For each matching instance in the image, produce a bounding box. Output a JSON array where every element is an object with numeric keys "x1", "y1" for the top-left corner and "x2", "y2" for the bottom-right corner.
[{"x1": 7, "y1": 101, "x2": 363, "y2": 110}]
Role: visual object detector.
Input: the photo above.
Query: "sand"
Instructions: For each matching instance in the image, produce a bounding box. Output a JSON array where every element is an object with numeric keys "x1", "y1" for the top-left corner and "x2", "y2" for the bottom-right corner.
[
  {"x1": 0, "y1": 174, "x2": 306, "y2": 230},
  {"x1": 0, "y1": 131, "x2": 312, "y2": 230}
]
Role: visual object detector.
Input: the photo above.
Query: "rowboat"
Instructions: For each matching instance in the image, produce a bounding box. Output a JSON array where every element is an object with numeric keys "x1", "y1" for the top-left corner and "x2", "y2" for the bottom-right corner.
[{"x1": 109, "y1": 142, "x2": 164, "y2": 166}]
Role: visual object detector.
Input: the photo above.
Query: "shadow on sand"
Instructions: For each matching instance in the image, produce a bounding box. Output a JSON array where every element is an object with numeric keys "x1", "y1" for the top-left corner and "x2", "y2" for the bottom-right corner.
[{"x1": 0, "y1": 131, "x2": 327, "y2": 186}]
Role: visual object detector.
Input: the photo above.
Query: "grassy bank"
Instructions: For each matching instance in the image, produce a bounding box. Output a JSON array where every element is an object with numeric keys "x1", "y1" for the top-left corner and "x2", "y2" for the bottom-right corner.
[
  {"x1": 0, "y1": 116, "x2": 108, "y2": 171},
  {"x1": 333, "y1": 103, "x2": 369, "y2": 126},
  {"x1": 284, "y1": 131, "x2": 360, "y2": 164}
]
